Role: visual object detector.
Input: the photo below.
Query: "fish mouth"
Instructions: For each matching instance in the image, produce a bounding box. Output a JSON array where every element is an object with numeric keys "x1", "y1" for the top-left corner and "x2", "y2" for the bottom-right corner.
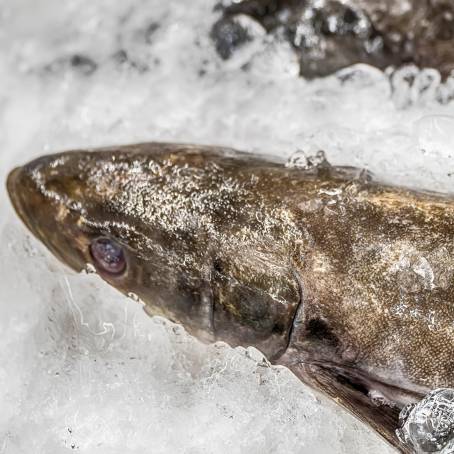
[
  {"x1": 6, "y1": 164, "x2": 86, "y2": 272},
  {"x1": 6, "y1": 167, "x2": 38, "y2": 237},
  {"x1": 290, "y1": 362, "x2": 424, "y2": 453}
]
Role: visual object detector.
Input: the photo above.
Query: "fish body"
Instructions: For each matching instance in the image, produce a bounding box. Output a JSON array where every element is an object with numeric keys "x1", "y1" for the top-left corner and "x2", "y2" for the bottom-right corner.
[{"x1": 7, "y1": 143, "x2": 454, "y2": 452}]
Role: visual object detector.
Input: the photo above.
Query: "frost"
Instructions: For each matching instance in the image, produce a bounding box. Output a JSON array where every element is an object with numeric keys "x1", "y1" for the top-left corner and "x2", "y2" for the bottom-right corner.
[
  {"x1": 390, "y1": 253, "x2": 435, "y2": 293},
  {"x1": 286, "y1": 150, "x2": 330, "y2": 171}
]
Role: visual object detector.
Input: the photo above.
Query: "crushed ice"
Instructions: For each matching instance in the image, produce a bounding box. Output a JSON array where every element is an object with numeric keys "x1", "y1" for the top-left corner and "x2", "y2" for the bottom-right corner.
[
  {"x1": 286, "y1": 150, "x2": 330, "y2": 171},
  {"x1": 397, "y1": 389, "x2": 454, "y2": 453}
]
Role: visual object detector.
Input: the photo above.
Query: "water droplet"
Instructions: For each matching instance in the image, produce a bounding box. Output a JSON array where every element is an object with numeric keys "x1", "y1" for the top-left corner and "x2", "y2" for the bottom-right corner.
[
  {"x1": 81, "y1": 263, "x2": 97, "y2": 274},
  {"x1": 286, "y1": 150, "x2": 330, "y2": 171},
  {"x1": 127, "y1": 292, "x2": 144, "y2": 304}
]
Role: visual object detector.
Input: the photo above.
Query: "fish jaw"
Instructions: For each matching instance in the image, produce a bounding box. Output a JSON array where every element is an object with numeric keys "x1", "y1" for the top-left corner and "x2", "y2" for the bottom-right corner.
[
  {"x1": 6, "y1": 157, "x2": 89, "y2": 272},
  {"x1": 7, "y1": 167, "x2": 30, "y2": 230}
]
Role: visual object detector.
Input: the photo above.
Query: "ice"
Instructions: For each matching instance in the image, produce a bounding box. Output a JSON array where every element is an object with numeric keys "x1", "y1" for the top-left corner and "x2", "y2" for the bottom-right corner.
[
  {"x1": 1, "y1": 0, "x2": 454, "y2": 452},
  {"x1": 286, "y1": 150, "x2": 330, "y2": 171},
  {"x1": 215, "y1": 0, "x2": 454, "y2": 80},
  {"x1": 397, "y1": 389, "x2": 454, "y2": 453},
  {"x1": 210, "y1": 14, "x2": 266, "y2": 61},
  {"x1": 0, "y1": 222, "x2": 393, "y2": 454}
]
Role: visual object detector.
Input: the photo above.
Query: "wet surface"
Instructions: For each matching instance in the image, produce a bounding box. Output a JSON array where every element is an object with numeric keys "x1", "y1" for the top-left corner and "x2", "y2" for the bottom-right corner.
[
  {"x1": 397, "y1": 389, "x2": 454, "y2": 453},
  {"x1": 212, "y1": 0, "x2": 454, "y2": 78}
]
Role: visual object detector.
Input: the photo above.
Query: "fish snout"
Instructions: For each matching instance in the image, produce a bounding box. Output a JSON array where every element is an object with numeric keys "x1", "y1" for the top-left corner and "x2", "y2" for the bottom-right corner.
[
  {"x1": 7, "y1": 164, "x2": 42, "y2": 238},
  {"x1": 6, "y1": 157, "x2": 87, "y2": 272}
]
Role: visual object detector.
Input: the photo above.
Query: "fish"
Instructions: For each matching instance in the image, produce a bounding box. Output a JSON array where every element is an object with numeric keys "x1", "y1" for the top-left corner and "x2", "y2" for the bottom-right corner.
[
  {"x1": 213, "y1": 0, "x2": 454, "y2": 79},
  {"x1": 7, "y1": 142, "x2": 454, "y2": 452}
]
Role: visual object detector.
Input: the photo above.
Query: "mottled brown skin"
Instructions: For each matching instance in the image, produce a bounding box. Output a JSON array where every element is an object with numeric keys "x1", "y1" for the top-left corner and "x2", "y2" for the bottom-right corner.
[
  {"x1": 216, "y1": 0, "x2": 454, "y2": 79},
  {"x1": 7, "y1": 143, "x2": 454, "y2": 452}
]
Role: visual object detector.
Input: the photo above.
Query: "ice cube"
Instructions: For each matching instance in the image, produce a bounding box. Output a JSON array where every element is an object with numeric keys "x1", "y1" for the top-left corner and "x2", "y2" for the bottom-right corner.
[{"x1": 397, "y1": 389, "x2": 454, "y2": 453}]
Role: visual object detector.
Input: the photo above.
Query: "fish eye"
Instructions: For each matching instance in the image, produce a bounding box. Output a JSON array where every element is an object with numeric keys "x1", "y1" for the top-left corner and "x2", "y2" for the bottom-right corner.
[{"x1": 89, "y1": 237, "x2": 126, "y2": 276}]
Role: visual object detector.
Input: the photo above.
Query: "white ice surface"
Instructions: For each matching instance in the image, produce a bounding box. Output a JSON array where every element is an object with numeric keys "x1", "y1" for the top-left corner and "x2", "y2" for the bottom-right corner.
[{"x1": 1, "y1": 0, "x2": 454, "y2": 452}]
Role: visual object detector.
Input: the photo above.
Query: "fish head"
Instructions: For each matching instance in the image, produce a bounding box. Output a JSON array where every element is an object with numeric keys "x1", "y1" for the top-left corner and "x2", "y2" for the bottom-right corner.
[{"x1": 6, "y1": 144, "x2": 301, "y2": 356}]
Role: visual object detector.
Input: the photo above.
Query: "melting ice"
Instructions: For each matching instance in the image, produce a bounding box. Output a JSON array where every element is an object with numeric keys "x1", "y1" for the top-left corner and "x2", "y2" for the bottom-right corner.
[
  {"x1": 2, "y1": 0, "x2": 454, "y2": 453},
  {"x1": 398, "y1": 389, "x2": 454, "y2": 453}
]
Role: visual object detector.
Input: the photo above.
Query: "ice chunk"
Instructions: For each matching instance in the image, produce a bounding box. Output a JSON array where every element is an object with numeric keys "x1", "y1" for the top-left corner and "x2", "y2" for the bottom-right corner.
[
  {"x1": 211, "y1": 14, "x2": 265, "y2": 61},
  {"x1": 415, "y1": 115, "x2": 454, "y2": 158},
  {"x1": 286, "y1": 150, "x2": 330, "y2": 171},
  {"x1": 216, "y1": 0, "x2": 454, "y2": 79},
  {"x1": 397, "y1": 389, "x2": 454, "y2": 453},
  {"x1": 442, "y1": 439, "x2": 454, "y2": 454}
]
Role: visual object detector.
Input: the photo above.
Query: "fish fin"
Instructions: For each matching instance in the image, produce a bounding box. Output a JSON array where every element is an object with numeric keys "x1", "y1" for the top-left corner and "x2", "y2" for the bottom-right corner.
[{"x1": 286, "y1": 363, "x2": 411, "y2": 453}]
